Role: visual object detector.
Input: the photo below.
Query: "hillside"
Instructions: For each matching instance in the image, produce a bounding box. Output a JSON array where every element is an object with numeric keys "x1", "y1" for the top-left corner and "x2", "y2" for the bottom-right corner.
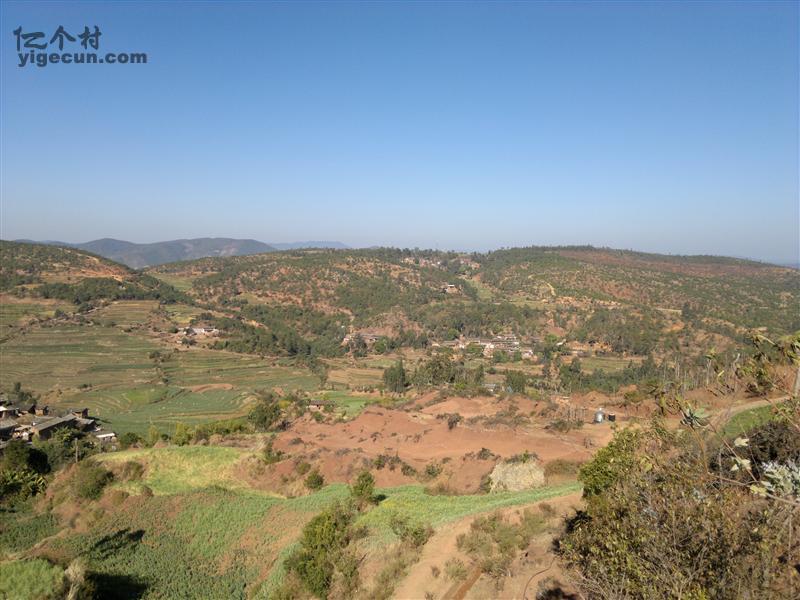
[{"x1": 148, "y1": 245, "x2": 799, "y2": 359}]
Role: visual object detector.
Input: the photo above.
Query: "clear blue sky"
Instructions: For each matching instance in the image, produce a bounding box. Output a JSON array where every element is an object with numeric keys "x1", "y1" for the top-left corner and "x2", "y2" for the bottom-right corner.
[{"x1": 1, "y1": 1, "x2": 797, "y2": 263}]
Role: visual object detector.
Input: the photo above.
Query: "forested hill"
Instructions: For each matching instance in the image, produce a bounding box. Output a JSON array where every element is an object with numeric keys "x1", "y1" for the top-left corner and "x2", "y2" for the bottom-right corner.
[
  {"x1": 141, "y1": 245, "x2": 799, "y2": 360},
  {"x1": 0, "y1": 240, "x2": 188, "y2": 305}
]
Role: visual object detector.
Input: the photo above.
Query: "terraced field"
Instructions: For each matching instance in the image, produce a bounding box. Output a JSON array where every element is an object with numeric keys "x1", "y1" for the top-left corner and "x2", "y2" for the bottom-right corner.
[
  {"x1": 0, "y1": 323, "x2": 320, "y2": 435},
  {"x1": 92, "y1": 300, "x2": 160, "y2": 327}
]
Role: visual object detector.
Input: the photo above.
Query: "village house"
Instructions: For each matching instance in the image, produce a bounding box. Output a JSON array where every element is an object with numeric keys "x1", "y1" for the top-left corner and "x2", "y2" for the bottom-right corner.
[
  {"x1": 31, "y1": 415, "x2": 78, "y2": 440},
  {"x1": 308, "y1": 399, "x2": 332, "y2": 412},
  {"x1": 0, "y1": 419, "x2": 18, "y2": 441}
]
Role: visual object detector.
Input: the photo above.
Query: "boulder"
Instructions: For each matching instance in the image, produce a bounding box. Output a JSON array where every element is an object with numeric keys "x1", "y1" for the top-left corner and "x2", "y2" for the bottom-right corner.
[{"x1": 488, "y1": 460, "x2": 545, "y2": 493}]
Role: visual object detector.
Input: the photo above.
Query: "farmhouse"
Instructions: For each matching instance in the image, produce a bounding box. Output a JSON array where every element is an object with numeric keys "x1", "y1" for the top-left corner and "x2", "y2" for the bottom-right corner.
[
  {"x1": 0, "y1": 419, "x2": 18, "y2": 440},
  {"x1": 308, "y1": 399, "x2": 332, "y2": 412},
  {"x1": 31, "y1": 415, "x2": 78, "y2": 440},
  {"x1": 0, "y1": 405, "x2": 19, "y2": 418}
]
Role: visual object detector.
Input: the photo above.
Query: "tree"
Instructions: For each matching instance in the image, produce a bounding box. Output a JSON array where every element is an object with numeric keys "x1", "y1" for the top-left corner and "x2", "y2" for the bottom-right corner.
[
  {"x1": 382, "y1": 360, "x2": 407, "y2": 393},
  {"x1": 504, "y1": 370, "x2": 527, "y2": 394},
  {"x1": 247, "y1": 390, "x2": 282, "y2": 431},
  {"x1": 146, "y1": 424, "x2": 161, "y2": 447},
  {"x1": 173, "y1": 422, "x2": 192, "y2": 446},
  {"x1": 350, "y1": 470, "x2": 375, "y2": 508}
]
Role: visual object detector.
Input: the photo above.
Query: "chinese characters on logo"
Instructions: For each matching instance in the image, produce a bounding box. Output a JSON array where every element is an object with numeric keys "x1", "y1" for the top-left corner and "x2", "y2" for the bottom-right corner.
[{"x1": 13, "y1": 25, "x2": 102, "y2": 52}]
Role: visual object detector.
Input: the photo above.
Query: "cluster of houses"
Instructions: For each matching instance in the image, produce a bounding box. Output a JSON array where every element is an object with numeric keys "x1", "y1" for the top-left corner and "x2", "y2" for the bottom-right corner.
[
  {"x1": 0, "y1": 398, "x2": 117, "y2": 453},
  {"x1": 435, "y1": 334, "x2": 537, "y2": 359},
  {"x1": 182, "y1": 326, "x2": 220, "y2": 337}
]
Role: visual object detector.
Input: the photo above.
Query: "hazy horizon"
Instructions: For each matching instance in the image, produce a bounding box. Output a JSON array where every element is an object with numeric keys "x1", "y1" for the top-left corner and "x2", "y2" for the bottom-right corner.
[{"x1": 2, "y1": 1, "x2": 798, "y2": 264}]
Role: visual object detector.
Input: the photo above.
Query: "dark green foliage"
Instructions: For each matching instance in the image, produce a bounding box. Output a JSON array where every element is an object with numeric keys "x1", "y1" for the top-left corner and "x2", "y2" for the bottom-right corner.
[
  {"x1": 34, "y1": 428, "x2": 95, "y2": 472},
  {"x1": 246, "y1": 391, "x2": 282, "y2": 431},
  {"x1": 1, "y1": 440, "x2": 48, "y2": 474},
  {"x1": 504, "y1": 370, "x2": 527, "y2": 394},
  {"x1": 382, "y1": 360, "x2": 408, "y2": 393},
  {"x1": 72, "y1": 461, "x2": 113, "y2": 500},
  {"x1": 118, "y1": 432, "x2": 142, "y2": 449},
  {"x1": 305, "y1": 470, "x2": 325, "y2": 491},
  {"x1": 284, "y1": 502, "x2": 357, "y2": 598},
  {"x1": 578, "y1": 428, "x2": 641, "y2": 497},
  {"x1": 350, "y1": 471, "x2": 376, "y2": 507}
]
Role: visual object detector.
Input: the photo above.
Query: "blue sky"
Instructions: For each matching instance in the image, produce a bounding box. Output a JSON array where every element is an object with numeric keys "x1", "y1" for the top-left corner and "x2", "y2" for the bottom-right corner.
[{"x1": 1, "y1": 1, "x2": 797, "y2": 263}]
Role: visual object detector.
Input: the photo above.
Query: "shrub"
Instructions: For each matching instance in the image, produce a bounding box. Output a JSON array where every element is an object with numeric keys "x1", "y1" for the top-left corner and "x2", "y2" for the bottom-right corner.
[
  {"x1": 295, "y1": 461, "x2": 311, "y2": 475},
  {"x1": 284, "y1": 501, "x2": 357, "y2": 598},
  {"x1": 305, "y1": 470, "x2": 324, "y2": 490},
  {"x1": 444, "y1": 558, "x2": 467, "y2": 581},
  {"x1": 578, "y1": 427, "x2": 640, "y2": 497},
  {"x1": 118, "y1": 432, "x2": 142, "y2": 449},
  {"x1": 390, "y1": 514, "x2": 433, "y2": 548},
  {"x1": 262, "y1": 438, "x2": 285, "y2": 464},
  {"x1": 73, "y1": 461, "x2": 113, "y2": 500},
  {"x1": 350, "y1": 470, "x2": 376, "y2": 507},
  {"x1": 423, "y1": 462, "x2": 442, "y2": 480}
]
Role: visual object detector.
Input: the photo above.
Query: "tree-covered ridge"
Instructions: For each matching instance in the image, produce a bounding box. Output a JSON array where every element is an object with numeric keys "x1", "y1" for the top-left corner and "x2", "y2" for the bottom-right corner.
[
  {"x1": 153, "y1": 249, "x2": 475, "y2": 320},
  {"x1": 476, "y1": 247, "x2": 800, "y2": 335},
  {"x1": 0, "y1": 241, "x2": 189, "y2": 305},
  {"x1": 0, "y1": 241, "x2": 133, "y2": 290}
]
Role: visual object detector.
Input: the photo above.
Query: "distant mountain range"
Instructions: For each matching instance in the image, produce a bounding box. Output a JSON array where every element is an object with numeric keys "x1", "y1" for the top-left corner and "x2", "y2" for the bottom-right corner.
[{"x1": 13, "y1": 238, "x2": 348, "y2": 268}]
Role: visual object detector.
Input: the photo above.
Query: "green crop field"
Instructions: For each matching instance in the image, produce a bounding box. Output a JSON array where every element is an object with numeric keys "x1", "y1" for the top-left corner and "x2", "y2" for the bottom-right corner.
[
  {"x1": 0, "y1": 323, "x2": 159, "y2": 393},
  {"x1": 93, "y1": 300, "x2": 159, "y2": 327},
  {"x1": 163, "y1": 303, "x2": 204, "y2": 326},
  {"x1": 721, "y1": 402, "x2": 783, "y2": 438},
  {"x1": 149, "y1": 272, "x2": 197, "y2": 292},
  {"x1": 0, "y1": 323, "x2": 320, "y2": 435}
]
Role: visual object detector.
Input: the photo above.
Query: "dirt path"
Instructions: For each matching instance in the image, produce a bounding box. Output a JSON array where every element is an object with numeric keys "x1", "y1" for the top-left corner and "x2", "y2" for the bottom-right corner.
[{"x1": 392, "y1": 491, "x2": 583, "y2": 600}]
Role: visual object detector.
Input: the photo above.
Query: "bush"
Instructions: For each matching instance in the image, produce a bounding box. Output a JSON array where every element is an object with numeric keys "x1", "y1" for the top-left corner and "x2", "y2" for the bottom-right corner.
[
  {"x1": 284, "y1": 501, "x2": 357, "y2": 598},
  {"x1": 262, "y1": 438, "x2": 285, "y2": 464},
  {"x1": 444, "y1": 558, "x2": 467, "y2": 581},
  {"x1": 118, "y1": 432, "x2": 142, "y2": 449},
  {"x1": 350, "y1": 470, "x2": 376, "y2": 507},
  {"x1": 390, "y1": 514, "x2": 433, "y2": 548},
  {"x1": 305, "y1": 470, "x2": 324, "y2": 490},
  {"x1": 578, "y1": 427, "x2": 640, "y2": 497},
  {"x1": 73, "y1": 461, "x2": 113, "y2": 500},
  {"x1": 559, "y1": 424, "x2": 799, "y2": 598}
]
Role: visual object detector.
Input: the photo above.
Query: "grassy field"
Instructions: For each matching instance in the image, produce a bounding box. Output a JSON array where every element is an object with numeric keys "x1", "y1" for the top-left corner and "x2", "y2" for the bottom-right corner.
[
  {"x1": 721, "y1": 402, "x2": 782, "y2": 438},
  {"x1": 66, "y1": 445, "x2": 582, "y2": 599},
  {"x1": 98, "y1": 446, "x2": 252, "y2": 495},
  {"x1": 148, "y1": 272, "x2": 197, "y2": 292}
]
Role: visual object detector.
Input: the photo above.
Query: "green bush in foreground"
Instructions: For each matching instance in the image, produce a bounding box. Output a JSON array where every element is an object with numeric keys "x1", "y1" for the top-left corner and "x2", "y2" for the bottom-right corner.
[
  {"x1": 283, "y1": 501, "x2": 358, "y2": 599},
  {"x1": 0, "y1": 559, "x2": 66, "y2": 600}
]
